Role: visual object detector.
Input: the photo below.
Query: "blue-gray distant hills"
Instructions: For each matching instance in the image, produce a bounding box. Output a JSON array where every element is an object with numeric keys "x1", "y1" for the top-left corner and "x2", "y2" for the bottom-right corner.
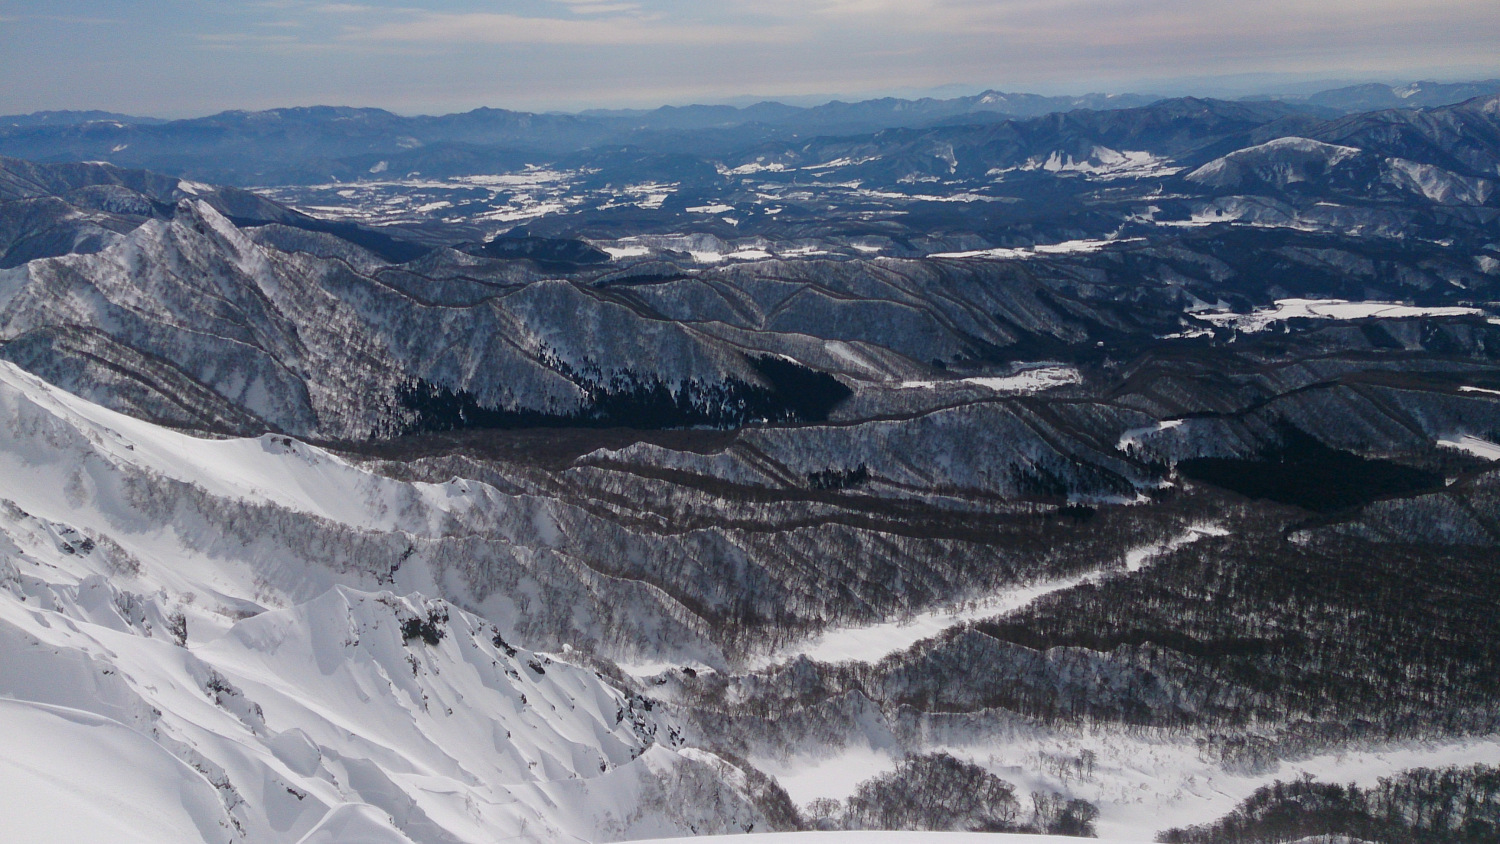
[
  {"x1": 5, "y1": 81, "x2": 1497, "y2": 187},
  {"x1": 0, "y1": 109, "x2": 167, "y2": 128},
  {"x1": 1304, "y1": 78, "x2": 1500, "y2": 112}
]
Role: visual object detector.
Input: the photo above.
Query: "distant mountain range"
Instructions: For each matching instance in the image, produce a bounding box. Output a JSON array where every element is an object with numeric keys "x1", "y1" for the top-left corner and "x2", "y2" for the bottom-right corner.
[
  {"x1": 3, "y1": 89, "x2": 1498, "y2": 439},
  {"x1": 4, "y1": 80, "x2": 1499, "y2": 187},
  {"x1": 1303, "y1": 79, "x2": 1500, "y2": 112},
  {"x1": 578, "y1": 90, "x2": 1164, "y2": 132},
  {"x1": 5, "y1": 93, "x2": 1497, "y2": 263},
  {"x1": 0, "y1": 109, "x2": 167, "y2": 128}
]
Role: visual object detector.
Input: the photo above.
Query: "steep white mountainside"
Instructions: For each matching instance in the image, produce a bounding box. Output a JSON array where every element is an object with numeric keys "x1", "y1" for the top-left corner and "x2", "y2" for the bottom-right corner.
[{"x1": 0, "y1": 360, "x2": 778, "y2": 844}]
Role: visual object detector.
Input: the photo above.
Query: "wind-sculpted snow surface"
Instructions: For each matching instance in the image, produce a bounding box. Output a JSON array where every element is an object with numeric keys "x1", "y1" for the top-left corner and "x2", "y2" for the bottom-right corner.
[{"x1": 0, "y1": 699, "x2": 235, "y2": 844}]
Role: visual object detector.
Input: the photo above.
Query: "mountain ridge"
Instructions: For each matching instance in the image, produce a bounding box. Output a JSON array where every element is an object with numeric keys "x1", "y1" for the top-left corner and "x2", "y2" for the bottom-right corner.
[{"x1": 4, "y1": 83, "x2": 1495, "y2": 187}]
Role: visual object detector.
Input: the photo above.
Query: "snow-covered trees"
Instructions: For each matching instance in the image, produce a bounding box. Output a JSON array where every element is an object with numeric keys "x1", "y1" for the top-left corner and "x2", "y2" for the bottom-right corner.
[
  {"x1": 1162, "y1": 765, "x2": 1500, "y2": 844},
  {"x1": 805, "y1": 752, "x2": 1098, "y2": 836}
]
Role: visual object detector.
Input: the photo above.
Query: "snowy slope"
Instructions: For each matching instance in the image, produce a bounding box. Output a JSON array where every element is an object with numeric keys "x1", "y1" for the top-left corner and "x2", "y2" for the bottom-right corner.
[
  {"x1": 0, "y1": 359, "x2": 776, "y2": 844},
  {"x1": 0, "y1": 353, "x2": 733, "y2": 664},
  {"x1": 636, "y1": 834, "x2": 1143, "y2": 844},
  {"x1": 0, "y1": 699, "x2": 234, "y2": 844},
  {"x1": 1187, "y1": 137, "x2": 1363, "y2": 189},
  {"x1": 1186, "y1": 137, "x2": 1495, "y2": 206}
]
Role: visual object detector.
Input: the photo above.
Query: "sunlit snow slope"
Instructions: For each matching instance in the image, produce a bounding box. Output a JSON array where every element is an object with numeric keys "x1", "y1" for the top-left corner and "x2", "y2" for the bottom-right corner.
[
  {"x1": 636, "y1": 834, "x2": 1143, "y2": 844},
  {"x1": 0, "y1": 360, "x2": 771, "y2": 844}
]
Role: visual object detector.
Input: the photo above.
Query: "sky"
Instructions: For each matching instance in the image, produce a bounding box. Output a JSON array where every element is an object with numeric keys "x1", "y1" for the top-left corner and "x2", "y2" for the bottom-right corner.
[{"x1": 1, "y1": 0, "x2": 1498, "y2": 117}]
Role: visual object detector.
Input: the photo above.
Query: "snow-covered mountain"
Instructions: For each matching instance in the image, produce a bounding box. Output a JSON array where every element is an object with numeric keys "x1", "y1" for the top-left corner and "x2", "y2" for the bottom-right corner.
[
  {"x1": 1, "y1": 80, "x2": 1491, "y2": 188},
  {"x1": 18, "y1": 353, "x2": 1498, "y2": 843},
  {"x1": 0, "y1": 359, "x2": 788, "y2": 844},
  {"x1": 5, "y1": 90, "x2": 1500, "y2": 844},
  {"x1": 1185, "y1": 135, "x2": 1495, "y2": 213}
]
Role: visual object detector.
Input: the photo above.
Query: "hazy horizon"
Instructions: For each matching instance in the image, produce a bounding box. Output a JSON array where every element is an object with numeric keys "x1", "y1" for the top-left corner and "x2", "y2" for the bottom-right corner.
[
  {"x1": 4, "y1": 68, "x2": 1500, "y2": 122},
  {"x1": 2, "y1": 0, "x2": 1498, "y2": 118}
]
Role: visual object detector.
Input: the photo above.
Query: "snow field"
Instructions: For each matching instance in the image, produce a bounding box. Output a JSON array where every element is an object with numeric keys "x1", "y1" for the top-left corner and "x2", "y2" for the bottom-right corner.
[
  {"x1": 1438, "y1": 434, "x2": 1500, "y2": 460},
  {"x1": 929, "y1": 238, "x2": 1143, "y2": 260},
  {"x1": 1197, "y1": 298, "x2": 1487, "y2": 333},
  {"x1": 749, "y1": 715, "x2": 1500, "y2": 841},
  {"x1": 897, "y1": 366, "x2": 1081, "y2": 393},
  {"x1": 0, "y1": 699, "x2": 233, "y2": 844}
]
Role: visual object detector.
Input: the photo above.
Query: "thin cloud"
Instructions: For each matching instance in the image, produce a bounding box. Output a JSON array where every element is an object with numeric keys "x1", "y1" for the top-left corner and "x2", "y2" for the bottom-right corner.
[
  {"x1": 313, "y1": 3, "x2": 380, "y2": 13},
  {"x1": 548, "y1": 0, "x2": 646, "y2": 14},
  {"x1": 750, "y1": 0, "x2": 1500, "y2": 38},
  {"x1": 3, "y1": 0, "x2": 1498, "y2": 116},
  {"x1": 194, "y1": 32, "x2": 307, "y2": 51},
  {"x1": 197, "y1": 32, "x2": 302, "y2": 43},
  {"x1": 344, "y1": 11, "x2": 797, "y2": 46},
  {"x1": 4, "y1": 14, "x2": 119, "y2": 25}
]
